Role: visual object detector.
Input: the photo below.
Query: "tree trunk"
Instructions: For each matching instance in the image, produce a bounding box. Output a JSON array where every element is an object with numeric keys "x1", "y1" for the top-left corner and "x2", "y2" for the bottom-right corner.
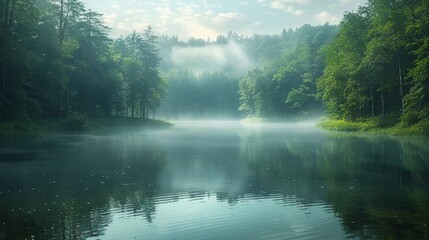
[
  {"x1": 1, "y1": 0, "x2": 16, "y2": 94},
  {"x1": 397, "y1": 52, "x2": 404, "y2": 115},
  {"x1": 131, "y1": 95, "x2": 135, "y2": 118},
  {"x1": 59, "y1": 0, "x2": 64, "y2": 44},
  {"x1": 380, "y1": 79, "x2": 385, "y2": 118},
  {"x1": 369, "y1": 79, "x2": 375, "y2": 117}
]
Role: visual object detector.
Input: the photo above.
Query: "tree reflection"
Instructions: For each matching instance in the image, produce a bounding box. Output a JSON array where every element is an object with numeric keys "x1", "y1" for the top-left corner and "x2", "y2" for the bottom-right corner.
[
  {"x1": 1, "y1": 130, "x2": 429, "y2": 240},
  {"x1": 0, "y1": 133, "x2": 166, "y2": 239},
  {"x1": 238, "y1": 131, "x2": 429, "y2": 239}
]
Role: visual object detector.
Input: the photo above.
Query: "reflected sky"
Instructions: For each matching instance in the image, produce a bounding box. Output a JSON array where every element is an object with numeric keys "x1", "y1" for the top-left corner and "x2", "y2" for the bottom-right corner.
[
  {"x1": 1, "y1": 121, "x2": 428, "y2": 240},
  {"x1": 91, "y1": 196, "x2": 348, "y2": 240}
]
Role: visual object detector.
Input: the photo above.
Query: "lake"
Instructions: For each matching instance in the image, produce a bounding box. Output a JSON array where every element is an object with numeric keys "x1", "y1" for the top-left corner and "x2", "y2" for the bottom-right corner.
[{"x1": 0, "y1": 121, "x2": 428, "y2": 240}]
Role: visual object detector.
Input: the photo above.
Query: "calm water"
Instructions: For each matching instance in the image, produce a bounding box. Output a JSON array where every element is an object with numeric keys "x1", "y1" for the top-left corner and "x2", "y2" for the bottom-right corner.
[{"x1": 1, "y1": 121, "x2": 429, "y2": 240}]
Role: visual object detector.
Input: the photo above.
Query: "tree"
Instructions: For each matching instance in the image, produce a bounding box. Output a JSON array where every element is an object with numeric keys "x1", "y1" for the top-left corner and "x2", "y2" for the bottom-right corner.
[
  {"x1": 71, "y1": 9, "x2": 111, "y2": 117},
  {"x1": 138, "y1": 26, "x2": 165, "y2": 118},
  {"x1": 404, "y1": 0, "x2": 429, "y2": 120},
  {"x1": 1, "y1": 0, "x2": 17, "y2": 96},
  {"x1": 239, "y1": 25, "x2": 337, "y2": 118},
  {"x1": 56, "y1": 0, "x2": 84, "y2": 46}
]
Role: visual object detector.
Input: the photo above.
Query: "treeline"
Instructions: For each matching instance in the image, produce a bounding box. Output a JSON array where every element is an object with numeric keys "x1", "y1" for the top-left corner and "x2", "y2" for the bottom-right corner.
[
  {"x1": 0, "y1": 0, "x2": 165, "y2": 121},
  {"x1": 238, "y1": 24, "x2": 338, "y2": 117},
  {"x1": 156, "y1": 25, "x2": 339, "y2": 119},
  {"x1": 318, "y1": 0, "x2": 429, "y2": 125},
  {"x1": 238, "y1": 0, "x2": 429, "y2": 126},
  {"x1": 3, "y1": 0, "x2": 428, "y2": 126}
]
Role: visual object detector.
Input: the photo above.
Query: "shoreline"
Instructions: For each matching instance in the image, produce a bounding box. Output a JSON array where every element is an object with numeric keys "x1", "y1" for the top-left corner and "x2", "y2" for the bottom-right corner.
[
  {"x1": 317, "y1": 119, "x2": 429, "y2": 136},
  {"x1": 0, "y1": 117, "x2": 173, "y2": 138}
]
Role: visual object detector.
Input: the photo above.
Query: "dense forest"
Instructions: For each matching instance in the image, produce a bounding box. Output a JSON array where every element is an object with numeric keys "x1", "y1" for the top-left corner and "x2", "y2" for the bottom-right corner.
[
  {"x1": 0, "y1": 0, "x2": 166, "y2": 122},
  {"x1": 237, "y1": 0, "x2": 429, "y2": 125},
  {"x1": 1, "y1": 0, "x2": 429, "y2": 130},
  {"x1": 318, "y1": 0, "x2": 429, "y2": 127}
]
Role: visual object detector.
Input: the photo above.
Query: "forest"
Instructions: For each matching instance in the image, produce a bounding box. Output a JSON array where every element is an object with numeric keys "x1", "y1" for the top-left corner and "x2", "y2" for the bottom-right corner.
[
  {"x1": 0, "y1": 0, "x2": 166, "y2": 123},
  {"x1": 1, "y1": 0, "x2": 429, "y2": 132}
]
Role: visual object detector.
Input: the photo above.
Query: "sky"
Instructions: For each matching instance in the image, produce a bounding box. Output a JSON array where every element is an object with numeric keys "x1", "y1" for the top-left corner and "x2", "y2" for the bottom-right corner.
[{"x1": 81, "y1": 0, "x2": 367, "y2": 40}]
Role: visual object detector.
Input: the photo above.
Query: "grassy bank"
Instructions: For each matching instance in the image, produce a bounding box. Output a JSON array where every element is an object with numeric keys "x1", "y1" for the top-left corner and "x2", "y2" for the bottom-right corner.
[
  {"x1": 0, "y1": 117, "x2": 172, "y2": 138},
  {"x1": 318, "y1": 118, "x2": 429, "y2": 136},
  {"x1": 92, "y1": 117, "x2": 172, "y2": 128}
]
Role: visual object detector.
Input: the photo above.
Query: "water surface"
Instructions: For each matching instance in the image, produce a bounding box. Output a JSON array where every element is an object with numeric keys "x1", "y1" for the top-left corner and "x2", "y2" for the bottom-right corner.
[{"x1": 1, "y1": 121, "x2": 428, "y2": 239}]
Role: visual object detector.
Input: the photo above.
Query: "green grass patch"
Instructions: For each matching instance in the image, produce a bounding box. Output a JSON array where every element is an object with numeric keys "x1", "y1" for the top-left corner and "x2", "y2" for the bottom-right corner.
[
  {"x1": 318, "y1": 118, "x2": 429, "y2": 136},
  {"x1": 318, "y1": 119, "x2": 378, "y2": 132}
]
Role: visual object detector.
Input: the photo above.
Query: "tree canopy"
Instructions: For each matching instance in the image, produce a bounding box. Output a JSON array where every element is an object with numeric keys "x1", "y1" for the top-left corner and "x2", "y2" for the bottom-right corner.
[{"x1": 0, "y1": 0, "x2": 165, "y2": 121}]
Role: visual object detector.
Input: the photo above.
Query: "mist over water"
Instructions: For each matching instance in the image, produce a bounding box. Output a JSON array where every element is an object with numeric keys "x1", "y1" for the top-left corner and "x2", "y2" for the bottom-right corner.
[{"x1": 169, "y1": 41, "x2": 254, "y2": 77}]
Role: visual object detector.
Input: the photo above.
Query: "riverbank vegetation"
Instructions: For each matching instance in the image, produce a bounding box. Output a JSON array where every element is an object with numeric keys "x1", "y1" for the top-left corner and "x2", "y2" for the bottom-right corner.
[
  {"x1": 318, "y1": 118, "x2": 429, "y2": 136},
  {"x1": 316, "y1": 0, "x2": 429, "y2": 134}
]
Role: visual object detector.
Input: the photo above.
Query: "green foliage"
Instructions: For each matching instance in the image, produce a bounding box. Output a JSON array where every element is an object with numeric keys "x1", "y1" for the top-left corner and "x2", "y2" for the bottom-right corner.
[
  {"x1": 239, "y1": 24, "x2": 337, "y2": 118},
  {"x1": 63, "y1": 112, "x2": 88, "y2": 132},
  {"x1": 410, "y1": 119, "x2": 429, "y2": 135},
  {"x1": 318, "y1": 119, "x2": 378, "y2": 132},
  {"x1": 117, "y1": 26, "x2": 166, "y2": 119},
  {"x1": 318, "y1": 0, "x2": 429, "y2": 128},
  {"x1": 0, "y1": 120, "x2": 42, "y2": 138},
  {"x1": 401, "y1": 111, "x2": 421, "y2": 126},
  {"x1": 0, "y1": 0, "x2": 166, "y2": 128},
  {"x1": 1, "y1": 0, "x2": 429, "y2": 134},
  {"x1": 319, "y1": 118, "x2": 429, "y2": 136}
]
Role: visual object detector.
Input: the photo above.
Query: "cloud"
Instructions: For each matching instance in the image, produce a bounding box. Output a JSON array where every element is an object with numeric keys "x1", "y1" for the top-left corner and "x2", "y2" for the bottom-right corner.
[
  {"x1": 169, "y1": 42, "x2": 254, "y2": 77},
  {"x1": 284, "y1": 6, "x2": 305, "y2": 16},
  {"x1": 338, "y1": 0, "x2": 353, "y2": 5},
  {"x1": 257, "y1": 0, "x2": 310, "y2": 6},
  {"x1": 315, "y1": 11, "x2": 341, "y2": 24},
  {"x1": 104, "y1": 14, "x2": 118, "y2": 25},
  {"x1": 84, "y1": 0, "x2": 366, "y2": 39},
  {"x1": 258, "y1": 0, "x2": 306, "y2": 16},
  {"x1": 329, "y1": 0, "x2": 367, "y2": 9},
  {"x1": 110, "y1": 1, "x2": 120, "y2": 9}
]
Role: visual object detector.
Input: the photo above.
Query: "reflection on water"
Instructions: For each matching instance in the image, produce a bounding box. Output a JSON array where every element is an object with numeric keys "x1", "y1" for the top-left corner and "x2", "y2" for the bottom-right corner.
[{"x1": 0, "y1": 121, "x2": 428, "y2": 239}]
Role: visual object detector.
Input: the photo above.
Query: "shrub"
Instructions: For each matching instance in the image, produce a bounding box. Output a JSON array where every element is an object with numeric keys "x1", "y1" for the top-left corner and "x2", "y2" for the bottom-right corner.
[
  {"x1": 63, "y1": 112, "x2": 88, "y2": 132},
  {"x1": 401, "y1": 111, "x2": 421, "y2": 126},
  {"x1": 366, "y1": 111, "x2": 399, "y2": 128}
]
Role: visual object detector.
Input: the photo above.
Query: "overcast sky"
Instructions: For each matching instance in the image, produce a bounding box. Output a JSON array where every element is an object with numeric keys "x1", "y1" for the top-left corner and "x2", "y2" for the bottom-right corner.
[{"x1": 81, "y1": 0, "x2": 367, "y2": 40}]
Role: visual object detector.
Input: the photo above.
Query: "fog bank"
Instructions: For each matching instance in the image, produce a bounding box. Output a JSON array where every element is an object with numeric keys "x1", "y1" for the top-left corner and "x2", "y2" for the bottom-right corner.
[{"x1": 169, "y1": 41, "x2": 253, "y2": 77}]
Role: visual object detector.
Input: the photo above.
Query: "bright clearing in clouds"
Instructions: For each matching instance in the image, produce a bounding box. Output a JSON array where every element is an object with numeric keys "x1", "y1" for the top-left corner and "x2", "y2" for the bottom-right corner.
[{"x1": 82, "y1": 0, "x2": 366, "y2": 39}]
